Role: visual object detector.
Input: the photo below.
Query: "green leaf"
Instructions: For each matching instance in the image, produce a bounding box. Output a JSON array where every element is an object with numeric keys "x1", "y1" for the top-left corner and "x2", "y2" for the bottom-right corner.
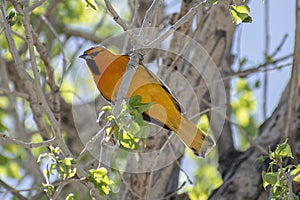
[
  {"x1": 65, "y1": 193, "x2": 74, "y2": 200},
  {"x1": 102, "y1": 105, "x2": 112, "y2": 112},
  {"x1": 101, "y1": 185, "x2": 109, "y2": 195},
  {"x1": 291, "y1": 165, "x2": 300, "y2": 183},
  {"x1": 129, "y1": 95, "x2": 153, "y2": 113},
  {"x1": 254, "y1": 79, "x2": 260, "y2": 88},
  {"x1": 255, "y1": 155, "x2": 265, "y2": 163},
  {"x1": 90, "y1": 167, "x2": 108, "y2": 176},
  {"x1": 49, "y1": 146, "x2": 60, "y2": 155},
  {"x1": 88, "y1": 167, "x2": 112, "y2": 196},
  {"x1": 238, "y1": 57, "x2": 247, "y2": 70},
  {"x1": 64, "y1": 157, "x2": 73, "y2": 166},
  {"x1": 230, "y1": 5, "x2": 252, "y2": 24},
  {"x1": 43, "y1": 183, "x2": 54, "y2": 197},
  {"x1": 262, "y1": 171, "x2": 279, "y2": 189},
  {"x1": 208, "y1": 0, "x2": 218, "y2": 5},
  {"x1": 129, "y1": 95, "x2": 142, "y2": 105},
  {"x1": 272, "y1": 139, "x2": 293, "y2": 159},
  {"x1": 98, "y1": 106, "x2": 113, "y2": 123},
  {"x1": 84, "y1": 0, "x2": 98, "y2": 10}
]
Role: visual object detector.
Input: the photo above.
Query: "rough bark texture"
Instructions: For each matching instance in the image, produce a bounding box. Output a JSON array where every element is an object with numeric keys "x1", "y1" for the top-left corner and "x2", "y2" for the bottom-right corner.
[{"x1": 210, "y1": 87, "x2": 300, "y2": 199}]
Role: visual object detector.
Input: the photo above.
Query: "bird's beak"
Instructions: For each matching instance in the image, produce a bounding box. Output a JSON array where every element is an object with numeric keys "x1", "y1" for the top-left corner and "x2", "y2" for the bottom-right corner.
[{"x1": 79, "y1": 54, "x2": 86, "y2": 59}]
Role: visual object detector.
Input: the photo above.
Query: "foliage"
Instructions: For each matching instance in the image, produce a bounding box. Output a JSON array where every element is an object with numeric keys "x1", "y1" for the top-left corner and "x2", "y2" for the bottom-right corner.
[
  {"x1": 261, "y1": 139, "x2": 300, "y2": 199},
  {"x1": 208, "y1": 1, "x2": 252, "y2": 24},
  {"x1": 37, "y1": 146, "x2": 77, "y2": 198},
  {"x1": 187, "y1": 148, "x2": 223, "y2": 200},
  {"x1": 86, "y1": 168, "x2": 112, "y2": 196},
  {"x1": 0, "y1": 144, "x2": 25, "y2": 180},
  {"x1": 98, "y1": 95, "x2": 152, "y2": 150},
  {"x1": 231, "y1": 78, "x2": 258, "y2": 150},
  {"x1": 230, "y1": 5, "x2": 252, "y2": 24},
  {"x1": 38, "y1": 146, "x2": 113, "y2": 198}
]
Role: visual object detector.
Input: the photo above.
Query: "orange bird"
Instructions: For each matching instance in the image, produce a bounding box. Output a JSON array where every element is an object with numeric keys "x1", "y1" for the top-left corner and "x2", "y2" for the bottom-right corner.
[{"x1": 80, "y1": 46, "x2": 214, "y2": 157}]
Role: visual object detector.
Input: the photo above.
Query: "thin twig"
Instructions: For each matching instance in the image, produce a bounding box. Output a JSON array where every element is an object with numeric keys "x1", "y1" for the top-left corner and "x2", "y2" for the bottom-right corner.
[
  {"x1": 146, "y1": 1, "x2": 210, "y2": 48},
  {"x1": 103, "y1": 0, "x2": 128, "y2": 31},
  {"x1": 160, "y1": 181, "x2": 186, "y2": 200},
  {"x1": 0, "y1": 134, "x2": 55, "y2": 148},
  {"x1": 138, "y1": 0, "x2": 163, "y2": 45},
  {"x1": 40, "y1": 15, "x2": 70, "y2": 87},
  {"x1": 169, "y1": 143, "x2": 193, "y2": 184},
  {"x1": 76, "y1": 125, "x2": 106, "y2": 162},
  {"x1": 0, "y1": 88, "x2": 29, "y2": 99},
  {"x1": 200, "y1": 98, "x2": 269, "y2": 155},
  {"x1": 11, "y1": 30, "x2": 26, "y2": 40},
  {"x1": 52, "y1": 182, "x2": 67, "y2": 200},
  {"x1": 271, "y1": 33, "x2": 288, "y2": 58},
  {"x1": 169, "y1": 12, "x2": 209, "y2": 71},
  {"x1": 27, "y1": 0, "x2": 47, "y2": 12},
  {"x1": 194, "y1": 61, "x2": 292, "y2": 91},
  {"x1": 0, "y1": 179, "x2": 27, "y2": 200}
]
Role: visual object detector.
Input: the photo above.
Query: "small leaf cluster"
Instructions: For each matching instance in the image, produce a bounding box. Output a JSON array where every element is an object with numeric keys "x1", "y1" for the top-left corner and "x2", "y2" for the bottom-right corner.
[
  {"x1": 87, "y1": 168, "x2": 112, "y2": 196},
  {"x1": 37, "y1": 146, "x2": 77, "y2": 197},
  {"x1": 230, "y1": 5, "x2": 252, "y2": 24},
  {"x1": 261, "y1": 139, "x2": 300, "y2": 199},
  {"x1": 208, "y1": 1, "x2": 252, "y2": 25},
  {"x1": 6, "y1": 8, "x2": 23, "y2": 27},
  {"x1": 99, "y1": 95, "x2": 152, "y2": 150}
]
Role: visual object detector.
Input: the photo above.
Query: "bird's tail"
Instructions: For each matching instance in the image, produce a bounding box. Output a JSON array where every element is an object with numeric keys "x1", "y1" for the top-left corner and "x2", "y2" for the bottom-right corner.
[{"x1": 175, "y1": 117, "x2": 215, "y2": 157}]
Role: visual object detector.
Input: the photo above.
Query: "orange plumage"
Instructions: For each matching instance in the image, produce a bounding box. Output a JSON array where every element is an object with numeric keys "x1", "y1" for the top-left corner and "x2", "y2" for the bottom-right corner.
[{"x1": 80, "y1": 46, "x2": 214, "y2": 157}]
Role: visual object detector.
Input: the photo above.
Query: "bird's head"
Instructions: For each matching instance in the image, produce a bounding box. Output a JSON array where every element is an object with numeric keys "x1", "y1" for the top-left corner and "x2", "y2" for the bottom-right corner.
[{"x1": 79, "y1": 46, "x2": 110, "y2": 76}]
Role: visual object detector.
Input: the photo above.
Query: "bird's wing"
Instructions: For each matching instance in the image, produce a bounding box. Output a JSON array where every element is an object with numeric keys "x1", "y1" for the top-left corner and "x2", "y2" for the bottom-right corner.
[{"x1": 121, "y1": 55, "x2": 185, "y2": 114}]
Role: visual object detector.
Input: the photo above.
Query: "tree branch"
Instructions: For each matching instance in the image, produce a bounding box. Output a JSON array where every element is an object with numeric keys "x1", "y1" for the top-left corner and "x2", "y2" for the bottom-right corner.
[
  {"x1": 0, "y1": 179, "x2": 27, "y2": 200},
  {"x1": 103, "y1": 0, "x2": 128, "y2": 31}
]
